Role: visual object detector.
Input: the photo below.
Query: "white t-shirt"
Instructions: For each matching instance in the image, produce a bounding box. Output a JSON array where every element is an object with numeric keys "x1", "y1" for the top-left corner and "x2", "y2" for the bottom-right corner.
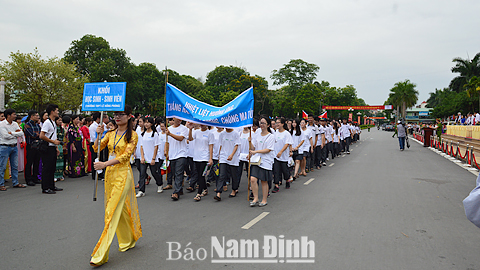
[
  {"x1": 218, "y1": 130, "x2": 241, "y2": 166},
  {"x1": 308, "y1": 124, "x2": 317, "y2": 145},
  {"x1": 156, "y1": 132, "x2": 167, "y2": 161},
  {"x1": 274, "y1": 130, "x2": 293, "y2": 162},
  {"x1": 333, "y1": 130, "x2": 340, "y2": 143},
  {"x1": 325, "y1": 125, "x2": 333, "y2": 142},
  {"x1": 252, "y1": 132, "x2": 275, "y2": 170},
  {"x1": 186, "y1": 129, "x2": 197, "y2": 158},
  {"x1": 141, "y1": 130, "x2": 160, "y2": 163},
  {"x1": 134, "y1": 127, "x2": 143, "y2": 159},
  {"x1": 300, "y1": 128, "x2": 313, "y2": 153},
  {"x1": 41, "y1": 118, "x2": 57, "y2": 146},
  {"x1": 316, "y1": 125, "x2": 325, "y2": 146},
  {"x1": 210, "y1": 129, "x2": 223, "y2": 160},
  {"x1": 192, "y1": 129, "x2": 214, "y2": 162},
  {"x1": 89, "y1": 121, "x2": 99, "y2": 142},
  {"x1": 239, "y1": 130, "x2": 250, "y2": 161},
  {"x1": 167, "y1": 125, "x2": 189, "y2": 160},
  {"x1": 292, "y1": 130, "x2": 305, "y2": 151}
]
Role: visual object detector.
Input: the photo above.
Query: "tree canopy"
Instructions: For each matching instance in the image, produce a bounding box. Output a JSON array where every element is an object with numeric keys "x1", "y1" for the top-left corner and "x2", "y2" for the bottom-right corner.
[{"x1": 0, "y1": 48, "x2": 87, "y2": 112}]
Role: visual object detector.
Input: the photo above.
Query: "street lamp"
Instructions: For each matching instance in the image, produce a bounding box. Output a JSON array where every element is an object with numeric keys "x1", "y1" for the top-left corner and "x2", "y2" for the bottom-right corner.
[{"x1": 357, "y1": 112, "x2": 361, "y2": 124}]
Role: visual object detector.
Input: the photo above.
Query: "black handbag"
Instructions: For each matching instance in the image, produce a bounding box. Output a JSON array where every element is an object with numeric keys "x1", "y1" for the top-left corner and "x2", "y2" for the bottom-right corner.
[{"x1": 31, "y1": 139, "x2": 41, "y2": 150}]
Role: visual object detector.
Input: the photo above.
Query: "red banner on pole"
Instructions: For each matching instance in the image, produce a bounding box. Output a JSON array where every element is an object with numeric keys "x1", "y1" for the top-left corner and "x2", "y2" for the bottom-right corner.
[{"x1": 322, "y1": 105, "x2": 392, "y2": 110}]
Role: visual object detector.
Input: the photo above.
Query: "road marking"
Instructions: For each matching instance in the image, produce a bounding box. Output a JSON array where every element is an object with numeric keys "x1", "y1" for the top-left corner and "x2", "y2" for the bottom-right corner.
[
  {"x1": 355, "y1": 145, "x2": 358, "y2": 147},
  {"x1": 241, "y1": 212, "x2": 270, "y2": 230},
  {"x1": 342, "y1": 155, "x2": 345, "y2": 158},
  {"x1": 329, "y1": 163, "x2": 334, "y2": 167},
  {"x1": 304, "y1": 178, "x2": 315, "y2": 185}
]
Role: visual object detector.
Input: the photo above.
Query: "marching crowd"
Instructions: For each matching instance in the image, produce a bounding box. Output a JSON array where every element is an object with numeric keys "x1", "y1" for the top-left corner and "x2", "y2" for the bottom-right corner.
[{"x1": 0, "y1": 105, "x2": 362, "y2": 206}]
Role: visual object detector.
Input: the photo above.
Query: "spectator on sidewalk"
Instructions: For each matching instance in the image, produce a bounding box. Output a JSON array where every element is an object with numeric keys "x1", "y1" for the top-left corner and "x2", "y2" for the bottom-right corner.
[
  {"x1": 24, "y1": 110, "x2": 42, "y2": 186},
  {"x1": 39, "y1": 104, "x2": 63, "y2": 194},
  {"x1": 0, "y1": 109, "x2": 26, "y2": 191}
]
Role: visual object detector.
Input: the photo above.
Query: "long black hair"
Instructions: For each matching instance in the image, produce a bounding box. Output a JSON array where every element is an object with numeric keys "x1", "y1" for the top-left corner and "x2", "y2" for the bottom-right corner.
[
  {"x1": 259, "y1": 115, "x2": 272, "y2": 134},
  {"x1": 334, "y1": 122, "x2": 339, "y2": 135},
  {"x1": 293, "y1": 119, "x2": 302, "y2": 136},
  {"x1": 124, "y1": 105, "x2": 134, "y2": 143},
  {"x1": 141, "y1": 117, "x2": 156, "y2": 137}
]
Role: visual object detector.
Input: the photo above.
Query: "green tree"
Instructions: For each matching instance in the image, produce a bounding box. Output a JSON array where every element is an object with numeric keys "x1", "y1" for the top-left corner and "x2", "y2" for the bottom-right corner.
[
  {"x1": 228, "y1": 74, "x2": 269, "y2": 115},
  {"x1": 205, "y1": 65, "x2": 248, "y2": 98},
  {"x1": 64, "y1": 34, "x2": 110, "y2": 77},
  {"x1": 388, "y1": 80, "x2": 419, "y2": 120},
  {"x1": 271, "y1": 59, "x2": 319, "y2": 94},
  {"x1": 449, "y1": 53, "x2": 480, "y2": 92},
  {"x1": 64, "y1": 34, "x2": 133, "y2": 83},
  {"x1": 0, "y1": 49, "x2": 88, "y2": 112},
  {"x1": 465, "y1": 76, "x2": 480, "y2": 110},
  {"x1": 126, "y1": 62, "x2": 164, "y2": 115}
]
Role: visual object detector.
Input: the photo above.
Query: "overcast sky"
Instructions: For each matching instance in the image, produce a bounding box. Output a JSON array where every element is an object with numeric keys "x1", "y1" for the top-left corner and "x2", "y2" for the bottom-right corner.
[{"x1": 1, "y1": 0, "x2": 479, "y2": 106}]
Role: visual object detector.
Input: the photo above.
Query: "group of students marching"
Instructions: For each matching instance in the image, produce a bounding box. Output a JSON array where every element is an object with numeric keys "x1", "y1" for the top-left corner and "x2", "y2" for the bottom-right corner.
[{"x1": 132, "y1": 114, "x2": 361, "y2": 207}]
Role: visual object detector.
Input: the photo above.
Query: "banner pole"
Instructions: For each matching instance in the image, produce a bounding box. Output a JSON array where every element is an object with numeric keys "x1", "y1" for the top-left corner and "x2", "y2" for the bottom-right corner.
[
  {"x1": 247, "y1": 83, "x2": 253, "y2": 201},
  {"x1": 93, "y1": 111, "x2": 104, "y2": 201},
  {"x1": 164, "y1": 67, "x2": 169, "y2": 183}
]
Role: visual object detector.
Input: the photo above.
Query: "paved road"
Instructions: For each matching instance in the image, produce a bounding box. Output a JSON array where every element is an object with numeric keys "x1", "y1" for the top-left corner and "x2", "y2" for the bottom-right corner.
[{"x1": 1, "y1": 129, "x2": 479, "y2": 270}]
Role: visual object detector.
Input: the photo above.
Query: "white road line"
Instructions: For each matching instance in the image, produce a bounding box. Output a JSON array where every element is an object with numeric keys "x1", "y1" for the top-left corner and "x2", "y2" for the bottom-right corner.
[
  {"x1": 329, "y1": 163, "x2": 334, "y2": 167},
  {"x1": 241, "y1": 212, "x2": 270, "y2": 230},
  {"x1": 304, "y1": 178, "x2": 315, "y2": 185}
]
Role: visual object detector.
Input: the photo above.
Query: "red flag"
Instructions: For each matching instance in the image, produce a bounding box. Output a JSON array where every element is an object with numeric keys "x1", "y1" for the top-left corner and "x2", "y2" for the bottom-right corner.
[
  {"x1": 302, "y1": 110, "x2": 308, "y2": 120},
  {"x1": 319, "y1": 111, "x2": 327, "y2": 119}
]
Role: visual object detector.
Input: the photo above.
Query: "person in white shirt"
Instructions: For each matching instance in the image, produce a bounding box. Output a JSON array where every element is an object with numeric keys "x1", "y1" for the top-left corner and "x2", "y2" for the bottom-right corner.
[
  {"x1": 248, "y1": 116, "x2": 275, "y2": 207},
  {"x1": 133, "y1": 117, "x2": 145, "y2": 188},
  {"x1": 290, "y1": 119, "x2": 305, "y2": 179},
  {"x1": 307, "y1": 115, "x2": 317, "y2": 172},
  {"x1": 0, "y1": 109, "x2": 26, "y2": 191},
  {"x1": 165, "y1": 118, "x2": 189, "y2": 201},
  {"x1": 332, "y1": 122, "x2": 341, "y2": 157},
  {"x1": 89, "y1": 112, "x2": 104, "y2": 180},
  {"x1": 214, "y1": 127, "x2": 240, "y2": 201},
  {"x1": 188, "y1": 123, "x2": 214, "y2": 201},
  {"x1": 206, "y1": 127, "x2": 224, "y2": 188},
  {"x1": 39, "y1": 104, "x2": 62, "y2": 194},
  {"x1": 300, "y1": 119, "x2": 314, "y2": 176},
  {"x1": 136, "y1": 117, "x2": 162, "y2": 198},
  {"x1": 156, "y1": 119, "x2": 167, "y2": 192},
  {"x1": 272, "y1": 117, "x2": 293, "y2": 193},
  {"x1": 185, "y1": 124, "x2": 199, "y2": 193},
  {"x1": 325, "y1": 120, "x2": 334, "y2": 160},
  {"x1": 317, "y1": 118, "x2": 327, "y2": 167},
  {"x1": 238, "y1": 127, "x2": 251, "y2": 185},
  {"x1": 164, "y1": 118, "x2": 175, "y2": 189},
  {"x1": 340, "y1": 119, "x2": 352, "y2": 154}
]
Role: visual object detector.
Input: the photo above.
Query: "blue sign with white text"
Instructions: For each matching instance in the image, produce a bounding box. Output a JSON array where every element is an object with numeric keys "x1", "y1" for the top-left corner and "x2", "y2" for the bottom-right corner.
[
  {"x1": 166, "y1": 83, "x2": 254, "y2": 128},
  {"x1": 82, "y1": 82, "x2": 126, "y2": 111}
]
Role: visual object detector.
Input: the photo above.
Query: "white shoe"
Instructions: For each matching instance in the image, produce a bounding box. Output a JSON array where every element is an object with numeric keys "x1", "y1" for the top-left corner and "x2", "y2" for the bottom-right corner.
[
  {"x1": 136, "y1": 191, "x2": 145, "y2": 198},
  {"x1": 326, "y1": 158, "x2": 329, "y2": 161},
  {"x1": 157, "y1": 186, "x2": 163, "y2": 193}
]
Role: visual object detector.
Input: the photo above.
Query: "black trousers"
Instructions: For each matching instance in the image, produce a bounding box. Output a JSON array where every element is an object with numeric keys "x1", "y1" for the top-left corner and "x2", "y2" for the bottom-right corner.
[
  {"x1": 217, "y1": 163, "x2": 240, "y2": 193},
  {"x1": 195, "y1": 161, "x2": 207, "y2": 194},
  {"x1": 186, "y1": 157, "x2": 198, "y2": 188},
  {"x1": 25, "y1": 144, "x2": 40, "y2": 183},
  {"x1": 139, "y1": 161, "x2": 162, "y2": 193},
  {"x1": 273, "y1": 159, "x2": 289, "y2": 184},
  {"x1": 41, "y1": 146, "x2": 57, "y2": 191}
]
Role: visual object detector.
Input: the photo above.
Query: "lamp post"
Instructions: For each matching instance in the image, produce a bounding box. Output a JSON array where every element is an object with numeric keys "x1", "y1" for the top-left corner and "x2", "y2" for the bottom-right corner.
[
  {"x1": 357, "y1": 112, "x2": 361, "y2": 125},
  {"x1": 0, "y1": 77, "x2": 5, "y2": 111}
]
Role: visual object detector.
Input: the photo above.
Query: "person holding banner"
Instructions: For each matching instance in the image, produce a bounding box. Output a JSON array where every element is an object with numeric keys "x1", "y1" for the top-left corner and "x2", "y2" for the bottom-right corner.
[
  {"x1": 215, "y1": 128, "x2": 241, "y2": 201},
  {"x1": 90, "y1": 105, "x2": 141, "y2": 267},
  {"x1": 187, "y1": 123, "x2": 214, "y2": 201},
  {"x1": 166, "y1": 118, "x2": 189, "y2": 201},
  {"x1": 248, "y1": 116, "x2": 275, "y2": 207}
]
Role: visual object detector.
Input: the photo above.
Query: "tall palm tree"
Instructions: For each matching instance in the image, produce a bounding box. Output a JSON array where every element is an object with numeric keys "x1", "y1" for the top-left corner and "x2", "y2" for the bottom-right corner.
[
  {"x1": 465, "y1": 76, "x2": 480, "y2": 110},
  {"x1": 450, "y1": 52, "x2": 480, "y2": 92},
  {"x1": 388, "y1": 80, "x2": 419, "y2": 120}
]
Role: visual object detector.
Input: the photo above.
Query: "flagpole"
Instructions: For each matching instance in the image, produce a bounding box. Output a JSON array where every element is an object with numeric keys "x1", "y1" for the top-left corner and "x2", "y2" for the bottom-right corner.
[
  {"x1": 247, "y1": 83, "x2": 253, "y2": 201},
  {"x1": 93, "y1": 111, "x2": 104, "y2": 201},
  {"x1": 164, "y1": 66, "x2": 169, "y2": 184}
]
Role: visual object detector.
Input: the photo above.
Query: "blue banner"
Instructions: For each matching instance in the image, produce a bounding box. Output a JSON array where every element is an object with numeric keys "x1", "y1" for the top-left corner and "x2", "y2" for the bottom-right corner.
[
  {"x1": 82, "y1": 82, "x2": 126, "y2": 111},
  {"x1": 166, "y1": 83, "x2": 254, "y2": 128}
]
